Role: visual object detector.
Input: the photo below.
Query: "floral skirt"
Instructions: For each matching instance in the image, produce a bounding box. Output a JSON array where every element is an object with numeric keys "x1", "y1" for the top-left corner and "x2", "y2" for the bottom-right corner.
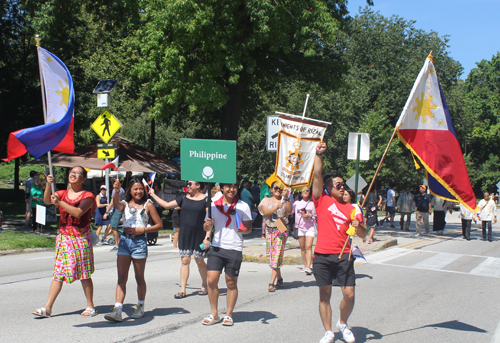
[
  {"x1": 266, "y1": 226, "x2": 288, "y2": 269},
  {"x1": 53, "y1": 230, "x2": 94, "y2": 284}
]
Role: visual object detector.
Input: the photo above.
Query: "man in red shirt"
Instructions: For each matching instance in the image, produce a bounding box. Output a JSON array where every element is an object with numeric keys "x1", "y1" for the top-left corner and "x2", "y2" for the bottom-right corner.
[{"x1": 312, "y1": 142, "x2": 366, "y2": 343}]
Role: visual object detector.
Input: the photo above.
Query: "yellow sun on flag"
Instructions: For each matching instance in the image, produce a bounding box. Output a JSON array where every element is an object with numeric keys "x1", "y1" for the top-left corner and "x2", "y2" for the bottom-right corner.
[
  {"x1": 55, "y1": 79, "x2": 70, "y2": 110},
  {"x1": 412, "y1": 92, "x2": 438, "y2": 123},
  {"x1": 46, "y1": 56, "x2": 52, "y2": 63}
]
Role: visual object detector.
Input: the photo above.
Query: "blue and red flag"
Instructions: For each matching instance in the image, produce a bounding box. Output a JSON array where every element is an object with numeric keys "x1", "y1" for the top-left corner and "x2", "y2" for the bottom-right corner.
[
  {"x1": 3, "y1": 47, "x2": 74, "y2": 161},
  {"x1": 396, "y1": 54, "x2": 477, "y2": 211},
  {"x1": 235, "y1": 211, "x2": 246, "y2": 231}
]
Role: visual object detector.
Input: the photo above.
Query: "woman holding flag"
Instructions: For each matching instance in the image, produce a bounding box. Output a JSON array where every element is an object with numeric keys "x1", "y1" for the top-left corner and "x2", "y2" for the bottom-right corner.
[
  {"x1": 105, "y1": 178, "x2": 162, "y2": 321},
  {"x1": 32, "y1": 166, "x2": 97, "y2": 318}
]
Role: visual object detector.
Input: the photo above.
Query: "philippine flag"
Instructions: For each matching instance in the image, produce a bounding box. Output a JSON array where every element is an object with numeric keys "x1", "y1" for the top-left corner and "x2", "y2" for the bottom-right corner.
[
  {"x1": 396, "y1": 54, "x2": 477, "y2": 211},
  {"x1": 101, "y1": 156, "x2": 119, "y2": 170},
  {"x1": 3, "y1": 47, "x2": 74, "y2": 161},
  {"x1": 235, "y1": 211, "x2": 246, "y2": 231}
]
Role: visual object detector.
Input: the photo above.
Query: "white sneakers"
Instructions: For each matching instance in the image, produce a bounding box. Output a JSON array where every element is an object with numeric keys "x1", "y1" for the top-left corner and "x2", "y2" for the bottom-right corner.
[
  {"x1": 131, "y1": 304, "x2": 145, "y2": 319},
  {"x1": 105, "y1": 304, "x2": 145, "y2": 321},
  {"x1": 336, "y1": 319, "x2": 355, "y2": 343},
  {"x1": 319, "y1": 331, "x2": 334, "y2": 343},
  {"x1": 104, "y1": 307, "x2": 122, "y2": 322}
]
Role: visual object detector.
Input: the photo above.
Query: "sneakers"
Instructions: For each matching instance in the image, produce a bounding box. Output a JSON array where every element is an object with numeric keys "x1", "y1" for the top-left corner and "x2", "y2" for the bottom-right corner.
[
  {"x1": 109, "y1": 246, "x2": 118, "y2": 252},
  {"x1": 427, "y1": 233, "x2": 432, "y2": 237},
  {"x1": 415, "y1": 234, "x2": 420, "y2": 237},
  {"x1": 305, "y1": 268, "x2": 313, "y2": 275},
  {"x1": 131, "y1": 304, "x2": 145, "y2": 319},
  {"x1": 336, "y1": 319, "x2": 355, "y2": 343},
  {"x1": 319, "y1": 331, "x2": 334, "y2": 343},
  {"x1": 104, "y1": 307, "x2": 122, "y2": 322}
]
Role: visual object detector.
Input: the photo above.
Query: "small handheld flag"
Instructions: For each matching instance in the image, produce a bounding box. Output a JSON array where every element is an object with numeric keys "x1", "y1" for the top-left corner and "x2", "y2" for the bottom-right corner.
[{"x1": 101, "y1": 156, "x2": 119, "y2": 170}]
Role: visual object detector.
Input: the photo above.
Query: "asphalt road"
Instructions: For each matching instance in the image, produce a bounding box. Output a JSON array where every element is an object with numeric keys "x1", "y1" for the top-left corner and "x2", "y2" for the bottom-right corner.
[{"x1": 1, "y1": 219, "x2": 500, "y2": 343}]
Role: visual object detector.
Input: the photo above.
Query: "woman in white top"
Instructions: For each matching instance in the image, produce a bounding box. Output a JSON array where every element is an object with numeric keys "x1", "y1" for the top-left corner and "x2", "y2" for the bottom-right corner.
[
  {"x1": 292, "y1": 187, "x2": 316, "y2": 275},
  {"x1": 105, "y1": 179, "x2": 162, "y2": 322}
]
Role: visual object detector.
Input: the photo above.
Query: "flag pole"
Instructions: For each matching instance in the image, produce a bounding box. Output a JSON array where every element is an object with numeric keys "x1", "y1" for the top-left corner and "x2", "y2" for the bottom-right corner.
[
  {"x1": 35, "y1": 34, "x2": 55, "y2": 194},
  {"x1": 361, "y1": 127, "x2": 398, "y2": 208}
]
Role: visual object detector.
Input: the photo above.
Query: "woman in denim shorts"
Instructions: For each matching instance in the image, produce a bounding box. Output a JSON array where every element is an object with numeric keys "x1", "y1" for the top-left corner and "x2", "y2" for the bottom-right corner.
[{"x1": 104, "y1": 179, "x2": 162, "y2": 322}]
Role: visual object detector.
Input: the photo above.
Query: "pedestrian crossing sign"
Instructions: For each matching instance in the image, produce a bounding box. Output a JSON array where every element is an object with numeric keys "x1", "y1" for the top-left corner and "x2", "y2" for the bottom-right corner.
[{"x1": 91, "y1": 110, "x2": 122, "y2": 143}]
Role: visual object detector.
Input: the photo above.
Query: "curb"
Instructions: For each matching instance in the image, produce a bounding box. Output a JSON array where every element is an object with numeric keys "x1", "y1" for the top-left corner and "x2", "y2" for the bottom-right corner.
[
  {"x1": 0, "y1": 247, "x2": 53, "y2": 256},
  {"x1": 370, "y1": 238, "x2": 398, "y2": 253}
]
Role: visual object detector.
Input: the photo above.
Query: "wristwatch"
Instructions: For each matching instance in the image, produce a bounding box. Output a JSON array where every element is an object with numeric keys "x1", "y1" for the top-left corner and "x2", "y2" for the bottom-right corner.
[{"x1": 204, "y1": 237, "x2": 211, "y2": 242}]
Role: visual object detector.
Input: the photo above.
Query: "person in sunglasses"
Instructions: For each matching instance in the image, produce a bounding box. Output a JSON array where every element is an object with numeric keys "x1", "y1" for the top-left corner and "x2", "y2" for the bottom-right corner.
[
  {"x1": 149, "y1": 181, "x2": 210, "y2": 298},
  {"x1": 312, "y1": 142, "x2": 366, "y2": 343},
  {"x1": 201, "y1": 183, "x2": 252, "y2": 326},
  {"x1": 258, "y1": 181, "x2": 293, "y2": 292}
]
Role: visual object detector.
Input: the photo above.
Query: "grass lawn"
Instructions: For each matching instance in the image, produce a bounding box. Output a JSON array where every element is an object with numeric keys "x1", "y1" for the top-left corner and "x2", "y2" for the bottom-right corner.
[{"x1": 0, "y1": 231, "x2": 55, "y2": 250}]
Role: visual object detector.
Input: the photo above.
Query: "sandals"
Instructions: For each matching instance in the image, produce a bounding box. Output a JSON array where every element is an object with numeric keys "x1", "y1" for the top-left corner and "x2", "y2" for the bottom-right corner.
[
  {"x1": 198, "y1": 288, "x2": 208, "y2": 295},
  {"x1": 202, "y1": 314, "x2": 221, "y2": 325},
  {"x1": 32, "y1": 307, "x2": 50, "y2": 318},
  {"x1": 276, "y1": 278, "x2": 284, "y2": 289},
  {"x1": 268, "y1": 283, "x2": 275, "y2": 292},
  {"x1": 222, "y1": 316, "x2": 234, "y2": 326},
  {"x1": 81, "y1": 307, "x2": 98, "y2": 317},
  {"x1": 174, "y1": 292, "x2": 187, "y2": 299}
]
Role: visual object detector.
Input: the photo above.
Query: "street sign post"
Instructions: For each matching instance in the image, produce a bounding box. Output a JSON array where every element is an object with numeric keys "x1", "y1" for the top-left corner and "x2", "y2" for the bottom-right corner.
[
  {"x1": 97, "y1": 148, "x2": 116, "y2": 159},
  {"x1": 91, "y1": 110, "x2": 122, "y2": 143},
  {"x1": 180, "y1": 139, "x2": 236, "y2": 183},
  {"x1": 266, "y1": 116, "x2": 280, "y2": 152}
]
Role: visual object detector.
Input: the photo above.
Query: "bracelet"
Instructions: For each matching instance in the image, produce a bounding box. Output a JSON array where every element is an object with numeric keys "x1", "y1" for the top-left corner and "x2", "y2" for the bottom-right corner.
[{"x1": 316, "y1": 151, "x2": 323, "y2": 156}]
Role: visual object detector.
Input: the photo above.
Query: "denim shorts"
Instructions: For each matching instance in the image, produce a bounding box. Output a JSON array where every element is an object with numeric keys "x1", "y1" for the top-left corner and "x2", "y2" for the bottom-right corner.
[{"x1": 117, "y1": 234, "x2": 148, "y2": 259}]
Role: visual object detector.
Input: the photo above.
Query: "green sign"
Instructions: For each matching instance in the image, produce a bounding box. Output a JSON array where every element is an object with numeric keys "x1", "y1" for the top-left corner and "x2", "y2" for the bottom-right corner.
[{"x1": 180, "y1": 139, "x2": 236, "y2": 183}]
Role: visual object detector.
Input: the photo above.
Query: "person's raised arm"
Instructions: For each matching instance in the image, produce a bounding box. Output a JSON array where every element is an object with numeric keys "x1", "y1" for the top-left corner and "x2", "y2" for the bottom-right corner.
[
  {"x1": 312, "y1": 142, "x2": 327, "y2": 200},
  {"x1": 43, "y1": 175, "x2": 54, "y2": 205},
  {"x1": 148, "y1": 188, "x2": 180, "y2": 210}
]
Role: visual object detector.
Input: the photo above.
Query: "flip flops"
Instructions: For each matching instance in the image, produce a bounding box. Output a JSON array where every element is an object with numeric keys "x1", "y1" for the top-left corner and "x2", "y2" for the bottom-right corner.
[
  {"x1": 174, "y1": 292, "x2": 187, "y2": 299},
  {"x1": 276, "y1": 278, "x2": 284, "y2": 289},
  {"x1": 198, "y1": 288, "x2": 208, "y2": 295},
  {"x1": 202, "y1": 314, "x2": 221, "y2": 325},
  {"x1": 222, "y1": 316, "x2": 234, "y2": 326},
  {"x1": 32, "y1": 307, "x2": 50, "y2": 318},
  {"x1": 268, "y1": 283, "x2": 275, "y2": 292},
  {"x1": 81, "y1": 307, "x2": 98, "y2": 317}
]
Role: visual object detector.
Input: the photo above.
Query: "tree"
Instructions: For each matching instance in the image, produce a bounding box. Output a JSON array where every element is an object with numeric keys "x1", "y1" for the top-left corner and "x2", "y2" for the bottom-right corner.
[{"x1": 132, "y1": 0, "x2": 373, "y2": 141}]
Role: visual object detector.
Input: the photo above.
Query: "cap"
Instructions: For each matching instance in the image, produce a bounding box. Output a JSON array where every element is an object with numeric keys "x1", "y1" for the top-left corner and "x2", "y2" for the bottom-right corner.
[
  {"x1": 419, "y1": 185, "x2": 427, "y2": 191},
  {"x1": 100, "y1": 185, "x2": 107, "y2": 190}
]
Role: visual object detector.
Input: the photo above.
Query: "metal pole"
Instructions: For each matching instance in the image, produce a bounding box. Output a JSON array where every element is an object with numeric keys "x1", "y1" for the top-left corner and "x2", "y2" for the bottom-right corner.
[
  {"x1": 354, "y1": 134, "x2": 361, "y2": 202},
  {"x1": 105, "y1": 158, "x2": 110, "y2": 199},
  {"x1": 302, "y1": 94, "x2": 310, "y2": 119}
]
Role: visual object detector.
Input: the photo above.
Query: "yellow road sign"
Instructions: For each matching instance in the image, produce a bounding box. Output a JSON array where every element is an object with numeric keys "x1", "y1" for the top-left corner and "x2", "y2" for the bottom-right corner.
[
  {"x1": 91, "y1": 110, "x2": 122, "y2": 143},
  {"x1": 97, "y1": 148, "x2": 116, "y2": 159}
]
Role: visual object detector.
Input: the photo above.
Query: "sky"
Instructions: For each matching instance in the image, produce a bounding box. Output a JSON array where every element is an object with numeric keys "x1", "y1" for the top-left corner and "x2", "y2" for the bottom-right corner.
[{"x1": 350, "y1": 0, "x2": 500, "y2": 79}]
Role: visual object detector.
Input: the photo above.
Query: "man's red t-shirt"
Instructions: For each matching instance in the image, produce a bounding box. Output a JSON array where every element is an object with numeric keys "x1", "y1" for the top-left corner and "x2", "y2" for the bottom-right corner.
[{"x1": 313, "y1": 191, "x2": 363, "y2": 254}]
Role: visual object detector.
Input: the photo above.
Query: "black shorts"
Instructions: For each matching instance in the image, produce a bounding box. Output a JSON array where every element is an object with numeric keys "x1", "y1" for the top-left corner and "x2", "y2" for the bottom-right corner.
[
  {"x1": 387, "y1": 206, "x2": 395, "y2": 215},
  {"x1": 313, "y1": 252, "x2": 356, "y2": 287},
  {"x1": 207, "y1": 247, "x2": 243, "y2": 277}
]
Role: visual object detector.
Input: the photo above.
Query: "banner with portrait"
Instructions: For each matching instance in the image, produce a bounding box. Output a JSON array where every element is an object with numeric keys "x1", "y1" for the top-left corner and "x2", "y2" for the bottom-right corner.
[{"x1": 275, "y1": 115, "x2": 327, "y2": 189}]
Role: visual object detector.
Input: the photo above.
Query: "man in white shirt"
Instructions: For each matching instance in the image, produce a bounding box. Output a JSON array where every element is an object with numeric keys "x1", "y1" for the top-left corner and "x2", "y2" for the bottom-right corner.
[
  {"x1": 477, "y1": 192, "x2": 497, "y2": 242},
  {"x1": 202, "y1": 183, "x2": 252, "y2": 326}
]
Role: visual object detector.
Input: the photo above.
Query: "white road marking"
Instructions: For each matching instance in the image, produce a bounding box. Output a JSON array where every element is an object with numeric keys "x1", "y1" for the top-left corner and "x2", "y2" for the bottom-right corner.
[
  {"x1": 470, "y1": 257, "x2": 500, "y2": 278},
  {"x1": 413, "y1": 252, "x2": 462, "y2": 270}
]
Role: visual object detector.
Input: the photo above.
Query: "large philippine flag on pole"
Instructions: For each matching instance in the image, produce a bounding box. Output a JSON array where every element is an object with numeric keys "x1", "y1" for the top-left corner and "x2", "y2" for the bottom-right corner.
[
  {"x1": 3, "y1": 47, "x2": 74, "y2": 161},
  {"x1": 396, "y1": 54, "x2": 477, "y2": 211}
]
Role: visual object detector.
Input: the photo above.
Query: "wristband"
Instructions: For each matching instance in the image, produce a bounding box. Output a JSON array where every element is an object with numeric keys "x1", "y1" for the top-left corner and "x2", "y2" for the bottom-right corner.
[
  {"x1": 316, "y1": 151, "x2": 323, "y2": 156},
  {"x1": 204, "y1": 237, "x2": 211, "y2": 242}
]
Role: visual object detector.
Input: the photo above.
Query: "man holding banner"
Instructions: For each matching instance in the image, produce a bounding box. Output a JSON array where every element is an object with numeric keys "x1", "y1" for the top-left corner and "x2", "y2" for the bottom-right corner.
[{"x1": 312, "y1": 142, "x2": 366, "y2": 343}]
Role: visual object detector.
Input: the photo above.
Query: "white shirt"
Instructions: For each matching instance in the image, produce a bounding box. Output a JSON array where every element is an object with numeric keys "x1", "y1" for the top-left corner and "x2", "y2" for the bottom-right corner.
[
  {"x1": 208, "y1": 200, "x2": 252, "y2": 251},
  {"x1": 459, "y1": 204, "x2": 475, "y2": 220},
  {"x1": 478, "y1": 198, "x2": 496, "y2": 221},
  {"x1": 387, "y1": 189, "x2": 395, "y2": 207}
]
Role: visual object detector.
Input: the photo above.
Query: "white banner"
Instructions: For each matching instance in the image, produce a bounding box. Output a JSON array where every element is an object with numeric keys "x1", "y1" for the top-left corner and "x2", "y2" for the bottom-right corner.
[{"x1": 275, "y1": 116, "x2": 327, "y2": 188}]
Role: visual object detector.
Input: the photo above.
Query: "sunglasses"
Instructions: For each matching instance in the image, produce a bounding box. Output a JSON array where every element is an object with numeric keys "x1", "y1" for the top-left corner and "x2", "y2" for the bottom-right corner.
[
  {"x1": 327, "y1": 182, "x2": 345, "y2": 191},
  {"x1": 273, "y1": 187, "x2": 283, "y2": 191},
  {"x1": 187, "y1": 182, "x2": 197, "y2": 187}
]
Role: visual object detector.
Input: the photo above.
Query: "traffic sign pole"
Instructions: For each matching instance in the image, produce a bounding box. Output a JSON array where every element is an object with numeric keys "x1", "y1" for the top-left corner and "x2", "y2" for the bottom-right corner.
[{"x1": 355, "y1": 134, "x2": 361, "y2": 202}]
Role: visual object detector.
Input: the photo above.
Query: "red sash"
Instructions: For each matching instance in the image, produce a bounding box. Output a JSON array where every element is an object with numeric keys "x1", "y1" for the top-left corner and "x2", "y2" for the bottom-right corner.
[{"x1": 214, "y1": 196, "x2": 238, "y2": 226}]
